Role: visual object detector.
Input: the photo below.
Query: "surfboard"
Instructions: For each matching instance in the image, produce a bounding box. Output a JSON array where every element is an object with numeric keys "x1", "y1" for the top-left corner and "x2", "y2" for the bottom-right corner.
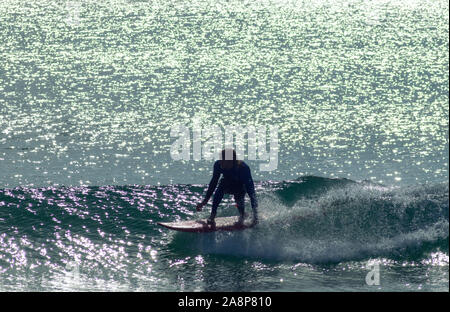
[{"x1": 157, "y1": 216, "x2": 254, "y2": 233}]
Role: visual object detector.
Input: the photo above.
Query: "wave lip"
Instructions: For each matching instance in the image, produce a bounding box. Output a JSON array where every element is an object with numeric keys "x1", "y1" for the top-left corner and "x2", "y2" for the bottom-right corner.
[{"x1": 186, "y1": 178, "x2": 449, "y2": 263}]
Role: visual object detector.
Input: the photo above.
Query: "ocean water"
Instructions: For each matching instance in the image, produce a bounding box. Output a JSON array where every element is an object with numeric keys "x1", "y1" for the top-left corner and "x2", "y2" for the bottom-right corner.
[{"x1": 0, "y1": 0, "x2": 448, "y2": 291}]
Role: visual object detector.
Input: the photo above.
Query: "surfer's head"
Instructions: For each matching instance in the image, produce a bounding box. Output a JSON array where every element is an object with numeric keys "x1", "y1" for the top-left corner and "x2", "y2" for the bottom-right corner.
[
  {"x1": 220, "y1": 148, "x2": 241, "y2": 169},
  {"x1": 220, "y1": 148, "x2": 239, "y2": 169}
]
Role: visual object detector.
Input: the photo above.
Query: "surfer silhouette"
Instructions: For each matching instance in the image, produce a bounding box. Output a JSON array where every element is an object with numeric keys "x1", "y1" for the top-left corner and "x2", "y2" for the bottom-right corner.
[{"x1": 196, "y1": 148, "x2": 258, "y2": 227}]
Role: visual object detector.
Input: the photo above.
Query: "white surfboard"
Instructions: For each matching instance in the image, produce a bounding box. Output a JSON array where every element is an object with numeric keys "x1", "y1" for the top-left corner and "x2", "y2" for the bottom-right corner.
[{"x1": 157, "y1": 216, "x2": 254, "y2": 233}]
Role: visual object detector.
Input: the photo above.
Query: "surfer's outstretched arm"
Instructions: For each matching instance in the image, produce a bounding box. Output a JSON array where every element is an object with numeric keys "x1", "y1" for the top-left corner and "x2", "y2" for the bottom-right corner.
[
  {"x1": 242, "y1": 164, "x2": 258, "y2": 224},
  {"x1": 197, "y1": 161, "x2": 220, "y2": 211}
]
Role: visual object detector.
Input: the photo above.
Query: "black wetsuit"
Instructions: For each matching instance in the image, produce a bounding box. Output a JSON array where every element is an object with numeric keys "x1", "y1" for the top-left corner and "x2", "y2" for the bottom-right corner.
[{"x1": 204, "y1": 160, "x2": 258, "y2": 220}]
